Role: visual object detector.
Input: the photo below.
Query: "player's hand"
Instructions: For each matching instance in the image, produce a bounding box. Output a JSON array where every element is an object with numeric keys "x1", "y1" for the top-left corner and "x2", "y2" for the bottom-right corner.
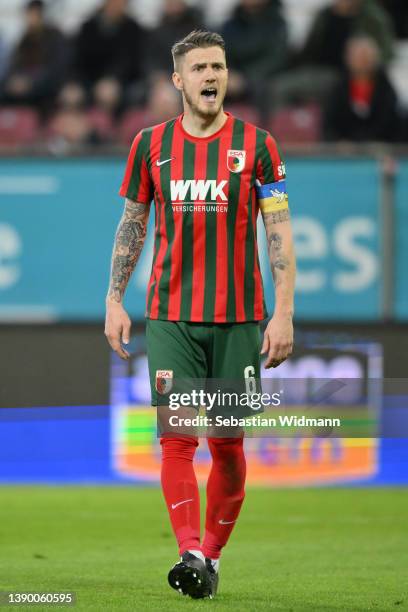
[
  {"x1": 261, "y1": 313, "x2": 293, "y2": 369},
  {"x1": 104, "y1": 299, "x2": 132, "y2": 360}
]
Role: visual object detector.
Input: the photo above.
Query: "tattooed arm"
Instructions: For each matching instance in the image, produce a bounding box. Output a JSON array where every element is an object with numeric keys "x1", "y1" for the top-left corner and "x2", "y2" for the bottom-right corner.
[
  {"x1": 261, "y1": 207, "x2": 296, "y2": 369},
  {"x1": 105, "y1": 199, "x2": 150, "y2": 360}
]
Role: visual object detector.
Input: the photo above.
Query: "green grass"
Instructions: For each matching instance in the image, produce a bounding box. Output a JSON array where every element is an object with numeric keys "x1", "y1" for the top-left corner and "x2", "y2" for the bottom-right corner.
[{"x1": 0, "y1": 487, "x2": 407, "y2": 611}]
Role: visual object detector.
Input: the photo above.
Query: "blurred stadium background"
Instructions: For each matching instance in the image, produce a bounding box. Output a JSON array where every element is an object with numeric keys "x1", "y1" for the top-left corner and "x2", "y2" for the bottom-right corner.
[{"x1": 0, "y1": 2, "x2": 408, "y2": 608}]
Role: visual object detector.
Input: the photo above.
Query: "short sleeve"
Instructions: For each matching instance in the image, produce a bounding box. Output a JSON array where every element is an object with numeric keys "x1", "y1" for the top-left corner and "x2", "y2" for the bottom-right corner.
[
  {"x1": 119, "y1": 131, "x2": 153, "y2": 204},
  {"x1": 256, "y1": 131, "x2": 286, "y2": 184},
  {"x1": 256, "y1": 131, "x2": 289, "y2": 214}
]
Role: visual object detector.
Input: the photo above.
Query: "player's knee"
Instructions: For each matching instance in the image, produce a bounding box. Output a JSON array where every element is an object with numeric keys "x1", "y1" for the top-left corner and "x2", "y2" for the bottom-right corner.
[
  {"x1": 160, "y1": 435, "x2": 199, "y2": 461},
  {"x1": 207, "y1": 436, "x2": 244, "y2": 462},
  {"x1": 208, "y1": 437, "x2": 247, "y2": 493},
  {"x1": 208, "y1": 435, "x2": 243, "y2": 450}
]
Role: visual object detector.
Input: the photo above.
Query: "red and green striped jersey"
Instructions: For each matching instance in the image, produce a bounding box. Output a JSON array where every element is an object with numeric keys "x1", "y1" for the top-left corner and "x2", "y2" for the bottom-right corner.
[{"x1": 119, "y1": 112, "x2": 287, "y2": 323}]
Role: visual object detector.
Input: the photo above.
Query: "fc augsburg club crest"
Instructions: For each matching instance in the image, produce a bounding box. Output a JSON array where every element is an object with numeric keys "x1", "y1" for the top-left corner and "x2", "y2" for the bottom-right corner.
[
  {"x1": 227, "y1": 150, "x2": 246, "y2": 173},
  {"x1": 155, "y1": 370, "x2": 173, "y2": 394}
]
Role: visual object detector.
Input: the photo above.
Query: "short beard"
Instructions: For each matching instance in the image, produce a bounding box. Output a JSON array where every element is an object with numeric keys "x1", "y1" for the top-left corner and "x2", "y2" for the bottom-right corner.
[{"x1": 183, "y1": 88, "x2": 220, "y2": 119}]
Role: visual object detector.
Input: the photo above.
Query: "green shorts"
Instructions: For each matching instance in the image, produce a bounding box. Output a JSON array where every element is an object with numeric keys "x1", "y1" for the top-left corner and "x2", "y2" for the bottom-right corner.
[{"x1": 146, "y1": 319, "x2": 262, "y2": 413}]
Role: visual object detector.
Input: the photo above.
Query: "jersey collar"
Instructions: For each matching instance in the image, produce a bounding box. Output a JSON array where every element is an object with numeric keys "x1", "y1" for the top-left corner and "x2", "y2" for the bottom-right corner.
[{"x1": 176, "y1": 112, "x2": 233, "y2": 143}]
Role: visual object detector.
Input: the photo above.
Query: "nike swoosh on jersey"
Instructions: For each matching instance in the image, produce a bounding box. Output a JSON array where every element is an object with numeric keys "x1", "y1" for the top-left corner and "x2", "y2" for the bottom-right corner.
[
  {"x1": 156, "y1": 157, "x2": 175, "y2": 167},
  {"x1": 171, "y1": 498, "x2": 193, "y2": 510},
  {"x1": 218, "y1": 519, "x2": 236, "y2": 525}
]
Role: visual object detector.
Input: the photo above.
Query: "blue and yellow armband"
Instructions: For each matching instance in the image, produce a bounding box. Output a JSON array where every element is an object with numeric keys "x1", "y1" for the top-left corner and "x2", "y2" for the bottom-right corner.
[{"x1": 256, "y1": 180, "x2": 289, "y2": 214}]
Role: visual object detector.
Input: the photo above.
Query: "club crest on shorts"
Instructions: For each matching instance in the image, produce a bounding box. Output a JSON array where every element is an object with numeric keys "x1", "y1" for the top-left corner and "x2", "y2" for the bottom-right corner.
[
  {"x1": 155, "y1": 370, "x2": 173, "y2": 394},
  {"x1": 227, "y1": 149, "x2": 246, "y2": 173}
]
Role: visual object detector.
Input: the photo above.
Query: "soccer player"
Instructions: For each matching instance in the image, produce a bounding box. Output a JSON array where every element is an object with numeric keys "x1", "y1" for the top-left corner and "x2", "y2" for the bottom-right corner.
[{"x1": 105, "y1": 30, "x2": 295, "y2": 599}]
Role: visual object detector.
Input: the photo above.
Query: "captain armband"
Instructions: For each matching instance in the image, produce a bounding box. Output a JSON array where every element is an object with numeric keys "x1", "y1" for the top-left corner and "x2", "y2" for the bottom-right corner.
[{"x1": 256, "y1": 180, "x2": 289, "y2": 214}]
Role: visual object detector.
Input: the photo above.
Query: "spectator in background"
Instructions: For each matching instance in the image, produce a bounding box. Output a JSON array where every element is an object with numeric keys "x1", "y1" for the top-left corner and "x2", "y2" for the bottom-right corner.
[
  {"x1": 0, "y1": 36, "x2": 10, "y2": 82},
  {"x1": 47, "y1": 83, "x2": 116, "y2": 152},
  {"x1": 63, "y1": 0, "x2": 146, "y2": 113},
  {"x1": 380, "y1": 0, "x2": 408, "y2": 40},
  {"x1": 147, "y1": 75, "x2": 181, "y2": 122},
  {"x1": 149, "y1": 0, "x2": 203, "y2": 75},
  {"x1": 324, "y1": 36, "x2": 399, "y2": 142},
  {"x1": 221, "y1": 0, "x2": 288, "y2": 118},
  {"x1": 271, "y1": 0, "x2": 395, "y2": 111},
  {"x1": 48, "y1": 87, "x2": 97, "y2": 151},
  {"x1": 303, "y1": 0, "x2": 394, "y2": 68},
  {"x1": 1, "y1": 0, "x2": 70, "y2": 111},
  {"x1": 133, "y1": 73, "x2": 182, "y2": 132}
]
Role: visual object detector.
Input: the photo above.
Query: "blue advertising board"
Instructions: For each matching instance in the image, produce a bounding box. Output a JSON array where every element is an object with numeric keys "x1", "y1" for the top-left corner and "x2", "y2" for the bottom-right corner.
[
  {"x1": 0, "y1": 404, "x2": 406, "y2": 485},
  {"x1": 0, "y1": 157, "x2": 382, "y2": 321},
  {"x1": 261, "y1": 158, "x2": 382, "y2": 319},
  {"x1": 0, "y1": 159, "x2": 125, "y2": 320},
  {"x1": 0, "y1": 340, "x2": 405, "y2": 486},
  {"x1": 395, "y1": 159, "x2": 408, "y2": 319}
]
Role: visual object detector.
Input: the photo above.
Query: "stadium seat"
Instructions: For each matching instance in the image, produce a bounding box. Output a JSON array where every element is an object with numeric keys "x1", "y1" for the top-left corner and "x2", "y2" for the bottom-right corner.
[
  {"x1": 0, "y1": 107, "x2": 40, "y2": 147},
  {"x1": 268, "y1": 104, "x2": 322, "y2": 144}
]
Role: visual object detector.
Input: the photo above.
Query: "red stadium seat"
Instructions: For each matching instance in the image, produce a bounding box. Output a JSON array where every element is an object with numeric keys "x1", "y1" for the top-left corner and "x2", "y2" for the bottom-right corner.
[
  {"x1": 268, "y1": 104, "x2": 322, "y2": 144},
  {"x1": 0, "y1": 107, "x2": 40, "y2": 146}
]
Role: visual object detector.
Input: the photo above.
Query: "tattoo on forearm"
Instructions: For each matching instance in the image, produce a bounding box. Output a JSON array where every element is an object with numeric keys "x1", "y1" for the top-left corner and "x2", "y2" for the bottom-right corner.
[
  {"x1": 268, "y1": 209, "x2": 290, "y2": 224},
  {"x1": 107, "y1": 200, "x2": 149, "y2": 302},
  {"x1": 267, "y1": 231, "x2": 290, "y2": 285}
]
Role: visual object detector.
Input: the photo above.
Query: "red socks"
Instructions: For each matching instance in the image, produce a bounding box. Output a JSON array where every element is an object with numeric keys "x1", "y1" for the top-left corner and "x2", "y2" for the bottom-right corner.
[
  {"x1": 160, "y1": 435, "x2": 201, "y2": 555},
  {"x1": 160, "y1": 435, "x2": 246, "y2": 559},
  {"x1": 202, "y1": 437, "x2": 246, "y2": 560}
]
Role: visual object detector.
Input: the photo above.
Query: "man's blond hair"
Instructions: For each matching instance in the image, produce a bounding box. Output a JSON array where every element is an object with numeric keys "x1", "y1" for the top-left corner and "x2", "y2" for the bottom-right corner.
[{"x1": 172, "y1": 30, "x2": 226, "y2": 70}]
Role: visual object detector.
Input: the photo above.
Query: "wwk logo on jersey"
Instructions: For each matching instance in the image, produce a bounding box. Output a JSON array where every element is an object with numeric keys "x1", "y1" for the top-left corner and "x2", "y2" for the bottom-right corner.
[
  {"x1": 227, "y1": 149, "x2": 246, "y2": 173},
  {"x1": 170, "y1": 180, "x2": 228, "y2": 202},
  {"x1": 155, "y1": 370, "x2": 173, "y2": 394}
]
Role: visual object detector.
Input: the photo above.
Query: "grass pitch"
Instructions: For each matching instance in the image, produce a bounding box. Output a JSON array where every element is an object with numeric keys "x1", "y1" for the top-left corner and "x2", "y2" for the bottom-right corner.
[{"x1": 0, "y1": 486, "x2": 407, "y2": 611}]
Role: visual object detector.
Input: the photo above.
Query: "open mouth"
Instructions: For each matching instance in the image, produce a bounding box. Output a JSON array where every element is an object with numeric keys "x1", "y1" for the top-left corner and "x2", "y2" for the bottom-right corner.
[{"x1": 201, "y1": 87, "x2": 217, "y2": 102}]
